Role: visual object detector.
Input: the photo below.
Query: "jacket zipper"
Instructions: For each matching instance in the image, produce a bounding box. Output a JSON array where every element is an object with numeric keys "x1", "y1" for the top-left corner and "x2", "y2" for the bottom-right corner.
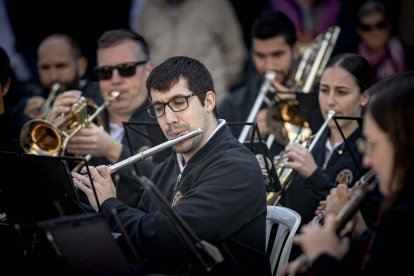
[{"x1": 174, "y1": 172, "x2": 182, "y2": 191}]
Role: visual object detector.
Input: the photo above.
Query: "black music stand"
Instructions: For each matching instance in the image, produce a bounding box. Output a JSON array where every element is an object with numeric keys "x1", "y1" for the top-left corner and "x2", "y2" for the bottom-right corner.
[
  {"x1": 0, "y1": 152, "x2": 88, "y2": 226},
  {"x1": 228, "y1": 122, "x2": 281, "y2": 193},
  {"x1": 39, "y1": 213, "x2": 133, "y2": 276},
  {"x1": 332, "y1": 116, "x2": 364, "y2": 175}
]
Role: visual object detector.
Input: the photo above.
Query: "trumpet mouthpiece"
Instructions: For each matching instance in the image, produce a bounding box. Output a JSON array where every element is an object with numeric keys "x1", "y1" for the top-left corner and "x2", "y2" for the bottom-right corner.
[
  {"x1": 265, "y1": 71, "x2": 277, "y2": 81},
  {"x1": 110, "y1": 91, "x2": 120, "y2": 99}
]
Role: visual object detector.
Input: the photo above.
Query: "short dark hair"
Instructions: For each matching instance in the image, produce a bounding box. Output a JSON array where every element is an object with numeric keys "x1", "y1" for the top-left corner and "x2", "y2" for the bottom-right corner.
[
  {"x1": 251, "y1": 11, "x2": 297, "y2": 47},
  {"x1": 326, "y1": 53, "x2": 373, "y2": 93},
  {"x1": 146, "y1": 56, "x2": 218, "y2": 118},
  {"x1": 358, "y1": 0, "x2": 386, "y2": 20},
  {"x1": 0, "y1": 46, "x2": 12, "y2": 87},
  {"x1": 97, "y1": 29, "x2": 150, "y2": 61}
]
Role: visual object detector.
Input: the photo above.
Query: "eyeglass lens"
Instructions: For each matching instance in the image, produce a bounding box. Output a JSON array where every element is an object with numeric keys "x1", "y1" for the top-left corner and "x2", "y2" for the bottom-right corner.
[{"x1": 147, "y1": 91, "x2": 206, "y2": 118}]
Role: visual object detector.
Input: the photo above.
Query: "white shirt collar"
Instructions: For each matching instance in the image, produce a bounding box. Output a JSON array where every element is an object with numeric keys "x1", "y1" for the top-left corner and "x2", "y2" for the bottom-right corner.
[{"x1": 176, "y1": 119, "x2": 226, "y2": 171}]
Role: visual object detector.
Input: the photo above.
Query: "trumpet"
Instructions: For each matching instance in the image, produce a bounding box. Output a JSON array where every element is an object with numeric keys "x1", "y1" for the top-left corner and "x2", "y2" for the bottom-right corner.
[
  {"x1": 267, "y1": 110, "x2": 335, "y2": 205},
  {"x1": 20, "y1": 91, "x2": 120, "y2": 156},
  {"x1": 108, "y1": 128, "x2": 203, "y2": 173},
  {"x1": 42, "y1": 82, "x2": 61, "y2": 119},
  {"x1": 287, "y1": 169, "x2": 377, "y2": 275}
]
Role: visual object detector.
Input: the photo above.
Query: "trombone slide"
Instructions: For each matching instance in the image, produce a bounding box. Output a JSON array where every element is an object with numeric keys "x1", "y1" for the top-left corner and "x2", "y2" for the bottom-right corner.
[{"x1": 238, "y1": 71, "x2": 276, "y2": 143}]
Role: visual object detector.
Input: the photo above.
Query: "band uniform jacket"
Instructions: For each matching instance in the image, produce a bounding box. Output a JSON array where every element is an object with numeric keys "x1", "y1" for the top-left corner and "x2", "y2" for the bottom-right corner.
[{"x1": 100, "y1": 123, "x2": 271, "y2": 275}]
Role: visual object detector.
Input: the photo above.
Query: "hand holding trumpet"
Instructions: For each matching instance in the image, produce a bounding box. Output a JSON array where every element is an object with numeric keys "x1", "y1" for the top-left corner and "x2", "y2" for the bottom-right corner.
[{"x1": 47, "y1": 90, "x2": 82, "y2": 122}]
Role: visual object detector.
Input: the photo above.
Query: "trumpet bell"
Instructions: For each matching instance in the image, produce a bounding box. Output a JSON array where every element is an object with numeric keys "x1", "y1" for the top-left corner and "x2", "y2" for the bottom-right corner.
[
  {"x1": 267, "y1": 99, "x2": 312, "y2": 145},
  {"x1": 19, "y1": 94, "x2": 117, "y2": 156},
  {"x1": 20, "y1": 119, "x2": 62, "y2": 155}
]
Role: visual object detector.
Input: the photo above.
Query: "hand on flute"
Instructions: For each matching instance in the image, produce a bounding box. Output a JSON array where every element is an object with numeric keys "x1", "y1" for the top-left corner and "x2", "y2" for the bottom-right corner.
[
  {"x1": 294, "y1": 214, "x2": 349, "y2": 264},
  {"x1": 72, "y1": 165, "x2": 116, "y2": 212}
]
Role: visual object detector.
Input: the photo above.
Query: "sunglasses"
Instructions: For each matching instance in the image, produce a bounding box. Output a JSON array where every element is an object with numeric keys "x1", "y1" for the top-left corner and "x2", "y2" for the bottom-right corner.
[
  {"x1": 94, "y1": 60, "x2": 148, "y2": 80},
  {"x1": 358, "y1": 20, "x2": 387, "y2": 32}
]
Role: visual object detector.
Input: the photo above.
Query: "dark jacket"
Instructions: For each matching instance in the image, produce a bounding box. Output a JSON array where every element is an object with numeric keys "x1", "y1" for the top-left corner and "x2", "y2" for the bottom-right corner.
[{"x1": 101, "y1": 124, "x2": 270, "y2": 275}]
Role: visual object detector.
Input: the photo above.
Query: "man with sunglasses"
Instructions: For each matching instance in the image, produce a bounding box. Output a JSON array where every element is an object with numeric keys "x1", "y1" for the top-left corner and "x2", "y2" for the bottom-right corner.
[
  {"x1": 54, "y1": 29, "x2": 158, "y2": 208},
  {"x1": 356, "y1": 1, "x2": 405, "y2": 82},
  {"x1": 73, "y1": 56, "x2": 270, "y2": 275}
]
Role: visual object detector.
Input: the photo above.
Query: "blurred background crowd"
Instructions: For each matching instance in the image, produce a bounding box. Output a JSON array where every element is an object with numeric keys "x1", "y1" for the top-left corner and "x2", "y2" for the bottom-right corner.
[{"x1": 1, "y1": 0, "x2": 413, "y2": 92}]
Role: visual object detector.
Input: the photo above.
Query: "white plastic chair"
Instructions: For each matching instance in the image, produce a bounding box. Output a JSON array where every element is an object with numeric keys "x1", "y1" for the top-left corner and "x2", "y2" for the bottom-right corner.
[{"x1": 266, "y1": 205, "x2": 301, "y2": 276}]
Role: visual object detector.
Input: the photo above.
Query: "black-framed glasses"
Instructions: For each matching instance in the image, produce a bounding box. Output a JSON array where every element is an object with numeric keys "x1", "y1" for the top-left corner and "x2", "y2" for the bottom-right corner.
[
  {"x1": 147, "y1": 90, "x2": 207, "y2": 119},
  {"x1": 358, "y1": 20, "x2": 387, "y2": 32},
  {"x1": 94, "y1": 60, "x2": 148, "y2": 80}
]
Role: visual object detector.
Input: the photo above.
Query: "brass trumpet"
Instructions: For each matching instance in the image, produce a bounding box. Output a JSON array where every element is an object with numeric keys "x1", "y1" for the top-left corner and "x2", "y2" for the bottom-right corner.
[
  {"x1": 42, "y1": 82, "x2": 61, "y2": 120},
  {"x1": 20, "y1": 91, "x2": 120, "y2": 156}
]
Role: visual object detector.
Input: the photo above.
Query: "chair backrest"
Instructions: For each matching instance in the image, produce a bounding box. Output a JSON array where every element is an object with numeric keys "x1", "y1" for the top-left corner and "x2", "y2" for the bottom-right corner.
[{"x1": 266, "y1": 206, "x2": 301, "y2": 276}]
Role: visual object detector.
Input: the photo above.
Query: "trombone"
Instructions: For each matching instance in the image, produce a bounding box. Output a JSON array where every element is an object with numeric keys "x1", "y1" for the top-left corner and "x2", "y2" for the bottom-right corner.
[
  {"x1": 265, "y1": 26, "x2": 340, "y2": 148},
  {"x1": 238, "y1": 71, "x2": 276, "y2": 144}
]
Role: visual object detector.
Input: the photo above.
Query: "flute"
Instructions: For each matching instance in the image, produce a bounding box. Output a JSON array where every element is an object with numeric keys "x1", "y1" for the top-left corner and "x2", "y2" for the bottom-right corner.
[
  {"x1": 108, "y1": 128, "x2": 203, "y2": 173},
  {"x1": 288, "y1": 169, "x2": 377, "y2": 275},
  {"x1": 312, "y1": 169, "x2": 376, "y2": 225}
]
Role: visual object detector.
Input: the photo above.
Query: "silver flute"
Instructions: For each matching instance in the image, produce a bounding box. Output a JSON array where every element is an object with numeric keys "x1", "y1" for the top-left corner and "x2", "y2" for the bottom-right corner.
[
  {"x1": 312, "y1": 169, "x2": 376, "y2": 225},
  {"x1": 288, "y1": 169, "x2": 377, "y2": 275},
  {"x1": 108, "y1": 128, "x2": 203, "y2": 173}
]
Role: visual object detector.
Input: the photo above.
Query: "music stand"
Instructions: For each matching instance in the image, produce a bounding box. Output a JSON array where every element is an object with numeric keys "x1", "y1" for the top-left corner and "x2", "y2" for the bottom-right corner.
[
  {"x1": 0, "y1": 152, "x2": 87, "y2": 226},
  {"x1": 39, "y1": 213, "x2": 133, "y2": 276},
  {"x1": 332, "y1": 116, "x2": 364, "y2": 175},
  {"x1": 228, "y1": 122, "x2": 281, "y2": 193}
]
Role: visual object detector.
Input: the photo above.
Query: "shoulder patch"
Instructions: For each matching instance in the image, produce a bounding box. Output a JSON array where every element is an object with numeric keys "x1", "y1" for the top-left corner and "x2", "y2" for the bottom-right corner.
[
  {"x1": 172, "y1": 191, "x2": 183, "y2": 207},
  {"x1": 335, "y1": 169, "x2": 353, "y2": 186}
]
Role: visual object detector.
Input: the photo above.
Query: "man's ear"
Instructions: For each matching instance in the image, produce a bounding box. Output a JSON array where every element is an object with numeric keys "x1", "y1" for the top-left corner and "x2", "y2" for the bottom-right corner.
[
  {"x1": 144, "y1": 61, "x2": 154, "y2": 78},
  {"x1": 205, "y1": 90, "x2": 216, "y2": 112},
  {"x1": 292, "y1": 41, "x2": 301, "y2": 61},
  {"x1": 0, "y1": 78, "x2": 11, "y2": 115},
  {"x1": 77, "y1": 56, "x2": 88, "y2": 78}
]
